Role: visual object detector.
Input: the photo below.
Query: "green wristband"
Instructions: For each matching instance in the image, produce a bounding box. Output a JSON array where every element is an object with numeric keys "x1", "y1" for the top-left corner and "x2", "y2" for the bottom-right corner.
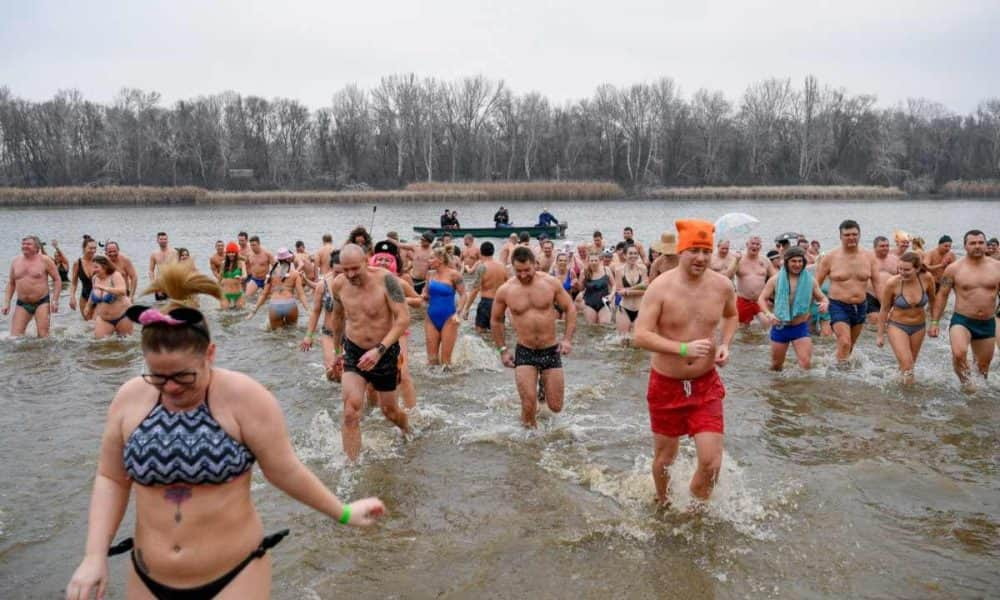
[
  {"x1": 679, "y1": 342, "x2": 688, "y2": 357},
  {"x1": 339, "y1": 504, "x2": 351, "y2": 525}
]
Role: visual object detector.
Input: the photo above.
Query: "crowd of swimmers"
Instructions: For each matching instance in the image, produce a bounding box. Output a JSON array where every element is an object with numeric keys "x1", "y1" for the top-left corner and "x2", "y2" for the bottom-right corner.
[{"x1": 3, "y1": 217, "x2": 997, "y2": 600}]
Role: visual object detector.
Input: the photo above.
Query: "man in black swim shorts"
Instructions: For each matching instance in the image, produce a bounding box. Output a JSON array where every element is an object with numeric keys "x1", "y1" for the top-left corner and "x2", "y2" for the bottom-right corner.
[
  {"x1": 491, "y1": 246, "x2": 577, "y2": 428},
  {"x1": 329, "y1": 244, "x2": 411, "y2": 460}
]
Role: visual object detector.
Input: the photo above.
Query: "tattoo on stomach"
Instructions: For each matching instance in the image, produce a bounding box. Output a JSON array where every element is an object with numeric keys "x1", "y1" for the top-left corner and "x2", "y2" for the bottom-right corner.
[{"x1": 164, "y1": 485, "x2": 192, "y2": 524}]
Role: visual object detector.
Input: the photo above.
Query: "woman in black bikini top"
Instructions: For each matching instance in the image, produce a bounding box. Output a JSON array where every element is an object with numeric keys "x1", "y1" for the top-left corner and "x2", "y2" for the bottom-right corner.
[{"x1": 66, "y1": 263, "x2": 387, "y2": 600}]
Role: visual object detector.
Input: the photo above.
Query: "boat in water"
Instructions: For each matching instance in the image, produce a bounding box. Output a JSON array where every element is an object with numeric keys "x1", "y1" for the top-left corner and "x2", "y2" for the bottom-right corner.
[{"x1": 413, "y1": 222, "x2": 568, "y2": 239}]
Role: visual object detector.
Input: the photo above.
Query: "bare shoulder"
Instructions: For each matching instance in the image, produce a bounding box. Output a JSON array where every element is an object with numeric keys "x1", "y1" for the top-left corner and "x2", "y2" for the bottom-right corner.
[
  {"x1": 110, "y1": 376, "x2": 151, "y2": 413},
  {"x1": 706, "y1": 269, "x2": 736, "y2": 293},
  {"x1": 213, "y1": 368, "x2": 275, "y2": 411}
]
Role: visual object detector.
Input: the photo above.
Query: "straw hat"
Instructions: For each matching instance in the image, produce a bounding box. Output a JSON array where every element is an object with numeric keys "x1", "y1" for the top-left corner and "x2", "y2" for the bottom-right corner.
[{"x1": 652, "y1": 232, "x2": 678, "y2": 255}]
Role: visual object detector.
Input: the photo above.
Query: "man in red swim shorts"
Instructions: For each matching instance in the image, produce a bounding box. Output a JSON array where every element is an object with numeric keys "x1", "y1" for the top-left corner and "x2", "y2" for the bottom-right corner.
[
  {"x1": 634, "y1": 218, "x2": 738, "y2": 505},
  {"x1": 723, "y1": 235, "x2": 775, "y2": 327}
]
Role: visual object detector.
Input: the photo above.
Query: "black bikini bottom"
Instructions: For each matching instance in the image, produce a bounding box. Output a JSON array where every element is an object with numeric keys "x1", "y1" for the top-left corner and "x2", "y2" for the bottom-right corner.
[{"x1": 108, "y1": 529, "x2": 288, "y2": 599}]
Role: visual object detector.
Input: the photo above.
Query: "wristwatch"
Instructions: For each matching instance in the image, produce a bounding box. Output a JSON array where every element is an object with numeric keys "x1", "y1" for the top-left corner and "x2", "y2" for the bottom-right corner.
[{"x1": 376, "y1": 343, "x2": 387, "y2": 355}]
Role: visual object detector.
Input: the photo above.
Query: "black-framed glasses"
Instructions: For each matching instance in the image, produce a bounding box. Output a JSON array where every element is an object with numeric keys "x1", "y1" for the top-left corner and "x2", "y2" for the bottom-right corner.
[{"x1": 142, "y1": 370, "x2": 198, "y2": 386}]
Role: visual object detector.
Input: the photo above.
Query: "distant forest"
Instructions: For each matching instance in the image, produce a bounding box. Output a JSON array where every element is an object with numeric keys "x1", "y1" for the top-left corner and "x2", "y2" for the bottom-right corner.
[{"x1": 1, "y1": 75, "x2": 998, "y2": 192}]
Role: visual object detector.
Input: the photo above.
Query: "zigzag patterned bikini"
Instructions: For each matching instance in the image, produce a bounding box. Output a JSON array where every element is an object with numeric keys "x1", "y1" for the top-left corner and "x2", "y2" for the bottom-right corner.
[{"x1": 111, "y1": 384, "x2": 287, "y2": 599}]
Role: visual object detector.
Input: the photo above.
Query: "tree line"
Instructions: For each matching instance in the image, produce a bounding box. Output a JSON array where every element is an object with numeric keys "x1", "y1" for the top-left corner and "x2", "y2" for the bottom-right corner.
[{"x1": 1, "y1": 75, "x2": 998, "y2": 191}]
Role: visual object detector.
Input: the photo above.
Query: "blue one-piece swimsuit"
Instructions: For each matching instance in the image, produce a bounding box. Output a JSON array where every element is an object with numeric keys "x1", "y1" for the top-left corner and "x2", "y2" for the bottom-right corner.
[{"x1": 427, "y1": 279, "x2": 457, "y2": 331}]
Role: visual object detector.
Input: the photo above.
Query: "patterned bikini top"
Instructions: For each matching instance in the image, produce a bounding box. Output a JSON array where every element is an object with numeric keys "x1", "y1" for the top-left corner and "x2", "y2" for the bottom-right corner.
[{"x1": 123, "y1": 389, "x2": 255, "y2": 486}]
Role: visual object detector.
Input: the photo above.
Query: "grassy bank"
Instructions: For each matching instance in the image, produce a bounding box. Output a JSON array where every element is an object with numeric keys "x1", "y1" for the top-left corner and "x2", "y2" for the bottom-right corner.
[
  {"x1": 0, "y1": 186, "x2": 206, "y2": 207},
  {"x1": 645, "y1": 185, "x2": 906, "y2": 200},
  {"x1": 204, "y1": 190, "x2": 486, "y2": 204},
  {"x1": 1, "y1": 182, "x2": 926, "y2": 207},
  {"x1": 406, "y1": 181, "x2": 625, "y2": 201},
  {"x1": 939, "y1": 180, "x2": 1000, "y2": 197}
]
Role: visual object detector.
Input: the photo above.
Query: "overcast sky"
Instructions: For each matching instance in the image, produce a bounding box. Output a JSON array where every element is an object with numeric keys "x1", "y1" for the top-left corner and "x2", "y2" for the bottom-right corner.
[{"x1": 1, "y1": 0, "x2": 997, "y2": 113}]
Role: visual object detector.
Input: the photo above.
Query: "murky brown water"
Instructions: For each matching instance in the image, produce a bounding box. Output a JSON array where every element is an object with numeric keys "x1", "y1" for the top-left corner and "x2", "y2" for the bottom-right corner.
[{"x1": 1, "y1": 199, "x2": 998, "y2": 598}]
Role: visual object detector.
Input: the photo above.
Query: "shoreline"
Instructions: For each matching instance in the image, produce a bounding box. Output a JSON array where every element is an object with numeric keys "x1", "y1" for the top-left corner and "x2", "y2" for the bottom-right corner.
[{"x1": 0, "y1": 183, "x2": 994, "y2": 208}]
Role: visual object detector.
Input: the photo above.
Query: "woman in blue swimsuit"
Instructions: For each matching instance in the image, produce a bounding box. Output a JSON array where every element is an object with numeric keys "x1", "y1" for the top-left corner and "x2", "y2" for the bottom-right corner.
[
  {"x1": 66, "y1": 263, "x2": 385, "y2": 600},
  {"x1": 422, "y1": 247, "x2": 466, "y2": 365},
  {"x1": 876, "y1": 252, "x2": 936, "y2": 384},
  {"x1": 87, "y1": 256, "x2": 133, "y2": 339}
]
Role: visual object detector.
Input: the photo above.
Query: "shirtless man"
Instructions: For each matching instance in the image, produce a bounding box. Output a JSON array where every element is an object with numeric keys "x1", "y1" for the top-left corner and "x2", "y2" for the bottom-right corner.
[
  {"x1": 929, "y1": 230, "x2": 1000, "y2": 387},
  {"x1": 866, "y1": 236, "x2": 899, "y2": 323},
  {"x1": 461, "y1": 242, "x2": 508, "y2": 334},
  {"x1": 295, "y1": 240, "x2": 318, "y2": 289},
  {"x1": 461, "y1": 234, "x2": 481, "y2": 274},
  {"x1": 623, "y1": 227, "x2": 649, "y2": 266},
  {"x1": 3, "y1": 236, "x2": 61, "y2": 337},
  {"x1": 104, "y1": 241, "x2": 139, "y2": 301},
  {"x1": 329, "y1": 244, "x2": 411, "y2": 460},
  {"x1": 302, "y1": 250, "x2": 345, "y2": 381},
  {"x1": 986, "y1": 237, "x2": 999, "y2": 259},
  {"x1": 410, "y1": 233, "x2": 434, "y2": 294},
  {"x1": 499, "y1": 233, "x2": 519, "y2": 266},
  {"x1": 313, "y1": 234, "x2": 336, "y2": 275},
  {"x1": 725, "y1": 236, "x2": 775, "y2": 327},
  {"x1": 147, "y1": 232, "x2": 178, "y2": 302},
  {"x1": 491, "y1": 246, "x2": 576, "y2": 428},
  {"x1": 816, "y1": 220, "x2": 882, "y2": 362},
  {"x1": 893, "y1": 231, "x2": 911, "y2": 258},
  {"x1": 237, "y1": 231, "x2": 252, "y2": 263},
  {"x1": 208, "y1": 240, "x2": 226, "y2": 280},
  {"x1": 244, "y1": 235, "x2": 275, "y2": 297},
  {"x1": 925, "y1": 235, "x2": 957, "y2": 283},
  {"x1": 710, "y1": 239, "x2": 738, "y2": 274},
  {"x1": 649, "y1": 232, "x2": 679, "y2": 281},
  {"x1": 536, "y1": 239, "x2": 556, "y2": 273},
  {"x1": 590, "y1": 230, "x2": 606, "y2": 254},
  {"x1": 633, "y1": 219, "x2": 737, "y2": 504}
]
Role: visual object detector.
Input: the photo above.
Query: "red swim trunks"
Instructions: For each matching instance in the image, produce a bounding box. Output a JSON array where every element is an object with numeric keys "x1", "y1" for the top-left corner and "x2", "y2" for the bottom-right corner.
[
  {"x1": 737, "y1": 296, "x2": 761, "y2": 324},
  {"x1": 646, "y1": 368, "x2": 725, "y2": 437}
]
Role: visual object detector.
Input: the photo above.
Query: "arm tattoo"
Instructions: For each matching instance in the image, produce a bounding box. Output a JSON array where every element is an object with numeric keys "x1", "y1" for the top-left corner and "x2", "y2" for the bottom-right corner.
[
  {"x1": 385, "y1": 274, "x2": 405, "y2": 303},
  {"x1": 472, "y1": 264, "x2": 485, "y2": 288},
  {"x1": 939, "y1": 276, "x2": 954, "y2": 291}
]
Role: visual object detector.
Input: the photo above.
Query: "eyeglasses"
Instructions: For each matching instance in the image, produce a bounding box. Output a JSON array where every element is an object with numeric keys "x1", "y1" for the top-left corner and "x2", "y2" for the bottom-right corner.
[{"x1": 142, "y1": 370, "x2": 198, "y2": 386}]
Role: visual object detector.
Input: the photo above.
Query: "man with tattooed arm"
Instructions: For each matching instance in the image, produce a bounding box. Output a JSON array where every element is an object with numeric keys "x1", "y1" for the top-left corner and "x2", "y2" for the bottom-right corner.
[{"x1": 329, "y1": 244, "x2": 412, "y2": 461}]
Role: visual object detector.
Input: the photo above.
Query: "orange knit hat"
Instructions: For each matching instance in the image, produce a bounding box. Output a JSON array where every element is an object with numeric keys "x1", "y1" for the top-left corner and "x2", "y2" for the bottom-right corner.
[{"x1": 675, "y1": 219, "x2": 715, "y2": 253}]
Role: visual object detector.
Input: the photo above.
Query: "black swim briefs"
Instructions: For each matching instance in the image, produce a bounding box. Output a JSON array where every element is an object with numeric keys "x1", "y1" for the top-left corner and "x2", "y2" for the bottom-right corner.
[
  {"x1": 514, "y1": 344, "x2": 562, "y2": 371},
  {"x1": 342, "y1": 337, "x2": 401, "y2": 392}
]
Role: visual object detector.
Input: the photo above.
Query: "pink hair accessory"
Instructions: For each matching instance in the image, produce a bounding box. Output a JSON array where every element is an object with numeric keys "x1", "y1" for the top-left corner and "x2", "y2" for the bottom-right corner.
[{"x1": 138, "y1": 308, "x2": 185, "y2": 326}]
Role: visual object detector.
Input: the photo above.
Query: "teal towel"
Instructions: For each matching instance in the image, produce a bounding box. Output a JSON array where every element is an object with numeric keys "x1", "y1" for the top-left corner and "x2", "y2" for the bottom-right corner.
[{"x1": 774, "y1": 267, "x2": 814, "y2": 322}]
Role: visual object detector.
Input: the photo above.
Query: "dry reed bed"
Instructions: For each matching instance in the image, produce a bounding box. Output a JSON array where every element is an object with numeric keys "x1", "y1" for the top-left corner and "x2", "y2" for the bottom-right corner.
[
  {"x1": 645, "y1": 185, "x2": 906, "y2": 200},
  {"x1": 0, "y1": 186, "x2": 206, "y2": 206},
  {"x1": 406, "y1": 181, "x2": 625, "y2": 201},
  {"x1": 940, "y1": 180, "x2": 1000, "y2": 197},
  {"x1": 204, "y1": 190, "x2": 487, "y2": 204}
]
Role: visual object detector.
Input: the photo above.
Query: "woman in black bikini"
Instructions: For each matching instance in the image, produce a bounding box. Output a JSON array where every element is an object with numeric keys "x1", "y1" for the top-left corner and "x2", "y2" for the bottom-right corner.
[
  {"x1": 66, "y1": 263, "x2": 385, "y2": 600},
  {"x1": 69, "y1": 235, "x2": 98, "y2": 321},
  {"x1": 876, "y1": 252, "x2": 936, "y2": 384},
  {"x1": 614, "y1": 245, "x2": 648, "y2": 338},
  {"x1": 87, "y1": 256, "x2": 133, "y2": 339}
]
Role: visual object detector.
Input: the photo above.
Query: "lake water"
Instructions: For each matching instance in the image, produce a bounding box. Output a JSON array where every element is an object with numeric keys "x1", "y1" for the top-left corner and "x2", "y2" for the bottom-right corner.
[{"x1": 1, "y1": 198, "x2": 998, "y2": 598}]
